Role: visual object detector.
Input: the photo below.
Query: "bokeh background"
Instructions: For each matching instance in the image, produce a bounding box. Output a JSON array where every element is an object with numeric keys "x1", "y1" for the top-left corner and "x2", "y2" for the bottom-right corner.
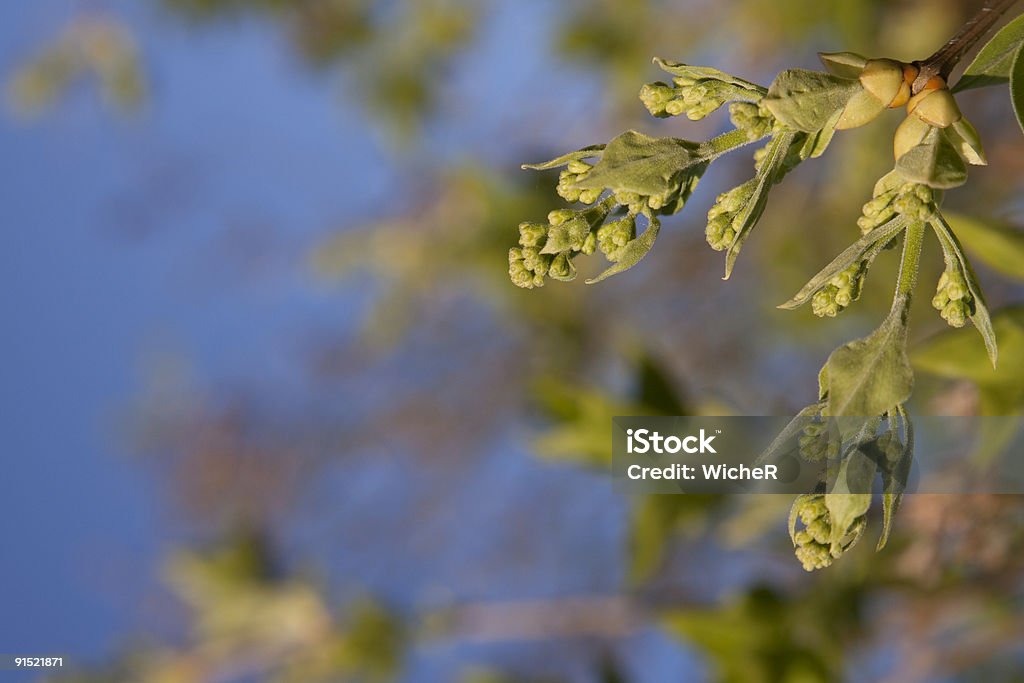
[{"x1": 3, "y1": 0, "x2": 1024, "y2": 681}]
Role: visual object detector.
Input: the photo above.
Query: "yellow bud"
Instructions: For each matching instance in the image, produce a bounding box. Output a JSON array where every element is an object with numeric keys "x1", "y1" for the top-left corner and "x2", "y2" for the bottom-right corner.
[
  {"x1": 893, "y1": 115, "x2": 931, "y2": 160},
  {"x1": 859, "y1": 59, "x2": 905, "y2": 107},
  {"x1": 835, "y1": 88, "x2": 886, "y2": 130},
  {"x1": 907, "y1": 87, "x2": 962, "y2": 128}
]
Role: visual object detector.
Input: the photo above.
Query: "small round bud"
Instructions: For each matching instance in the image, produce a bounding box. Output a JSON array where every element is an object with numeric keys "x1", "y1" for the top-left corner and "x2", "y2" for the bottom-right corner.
[
  {"x1": 567, "y1": 160, "x2": 592, "y2": 175},
  {"x1": 859, "y1": 58, "x2": 905, "y2": 108},
  {"x1": 907, "y1": 87, "x2": 962, "y2": 128},
  {"x1": 518, "y1": 222, "x2": 547, "y2": 248},
  {"x1": 548, "y1": 209, "x2": 573, "y2": 226},
  {"x1": 893, "y1": 114, "x2": 932, "y2": 160}
]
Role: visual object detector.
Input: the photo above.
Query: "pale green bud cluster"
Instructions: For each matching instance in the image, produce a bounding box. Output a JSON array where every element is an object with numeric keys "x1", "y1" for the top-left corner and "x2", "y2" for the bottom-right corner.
[
  {"x1": 508, "y1": 203, "x2": 609, "y2": 289},
  {"x1": 596, "y1": 215, "x2": 636, "y2": 262},
  {"x1": 932, "y1": 269, "x2": 973, "y2": 327},
  {"x1": 858, "y1": 180, "x2": 934, "y2": 234},
  {"x1": 639, "y1": 76, "x2": 733, "y2": 121},
  {"x1": 729, "y1": 102, "x2": 775, "y2": 141},
  {"x1": 812, "y1": 263, "x2": 864, "y2": 318},
  {"x1": 705, "y1": 182, "x2": 753, "y2": 251},
  {"x1": 791, "y1": 494, "x2": 867, "y2": 572},
  {"x1": 791, "y1": 495, "x2": 834, "y2": 571},
  {"x1": 556, "y1": 161, "x2": 602, "y2": 205},
  {"x1": 798, "y1": 419, "x2": 836, "y2": 463}
]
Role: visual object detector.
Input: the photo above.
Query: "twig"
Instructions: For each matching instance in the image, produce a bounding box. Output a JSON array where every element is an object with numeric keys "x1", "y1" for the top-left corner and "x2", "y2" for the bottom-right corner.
[{"x1": 912, "y1": 0, "x2": 1021, "y2": 93}]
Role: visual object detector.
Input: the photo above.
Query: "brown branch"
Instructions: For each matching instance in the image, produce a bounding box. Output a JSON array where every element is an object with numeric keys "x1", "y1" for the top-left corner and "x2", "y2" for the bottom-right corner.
[{"x1": 912, "y1": 0, "x2": 1021, "y2": 93}]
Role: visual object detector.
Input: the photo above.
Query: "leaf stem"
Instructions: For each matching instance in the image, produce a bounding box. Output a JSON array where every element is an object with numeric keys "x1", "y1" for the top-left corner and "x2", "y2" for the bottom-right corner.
[
  {"x1": 894, "y1": 221, "x2": 925, "y2": 307},
  {"x1": 913, "y1": 0, "x2": 1021, "y2": 93},
  {"x1": 698, "y1": 127, "x2": 766, "y2": 160}
]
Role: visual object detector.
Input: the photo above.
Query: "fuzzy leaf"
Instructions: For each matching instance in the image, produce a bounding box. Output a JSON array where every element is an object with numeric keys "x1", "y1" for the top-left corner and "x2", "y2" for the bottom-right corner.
[
  {"x1": 876, "y1": 408, "x2": 912, "y2": 551},
  {"x1": 824, "y1": 449, "x2": 875, "y2": 549},
  {"x1": 587, "y1": 215, "x2": 661, "y2": 284},
  {"x1": 653, "y1": 58, "x2": 766, "y2": 95},
  {"x1": 763, "y1": 69, "x2": 860, "y2": 133},
  {"x1": 944, "y1": 212, "x2": 1024, "y2": 280},
  {"x1": 1011, "y1": 44, "x2": 1024, "y2": 136},
  {"x1": 574, "y1": 131, "x2": 701, "y2": 198},
  {"x1": 522, "y1": 145, "x2": 605, "y2": 171},
  {"x1": 723, "y1": 132, "x2": 797, "y2": 279},
  {"x1": 895, "y1": 126, "x2": 968, "y2": 189},
  {"x1": 821, "y1": 295, "x2": 914, "y2": 417},
  {"x1": 930, "y1": 212, "x2": 998, "y2": 367},
  {"x1": 779, "y1": 216, "x2": 907, "y2": 310},
  {"x1": 818, "y1": 51, "x2": 869, "y2": 79},
  {"x1": 953, "y1": 13, "x2": 1024, "y2": 92}
]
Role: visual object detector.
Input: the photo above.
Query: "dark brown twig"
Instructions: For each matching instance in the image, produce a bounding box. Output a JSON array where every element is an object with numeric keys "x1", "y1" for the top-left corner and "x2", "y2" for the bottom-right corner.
[{"x1": 912, "y1": 0, "x2": 1021, "y2": 93}]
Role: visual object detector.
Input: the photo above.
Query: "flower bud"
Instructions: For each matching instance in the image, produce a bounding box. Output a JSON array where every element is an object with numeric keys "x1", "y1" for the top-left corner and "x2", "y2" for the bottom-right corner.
[
  {"x1": 639, "y1": 82, "x2": 677, "y2": 118},
  {"x1": 933, "y1": 269, "x2": 973, "y2": 327},
  {"x1": 893, "y1": 114, "x2": 932, "y2": 160},
  {"x1": 518, "y1": 222, "x2": 547, "y2": 248},
  {"x1": 812, "y1": 263, "x2": 864, "y2": 317},
  {"x1": 859, "y1": 59, "x2": 905, "y2": 107},
  {"x1": 835, "y1": 88, "x2": 887, "y2": 130},
  {"x1": 597, "y1": 216, "x2": 636, "y2": 262},
  {"x1": 547, "y1": 252, "x2": 576, "y2": 281},
  {"x1": 907, "y1": 87, "x2": 962, "y2": 128}
]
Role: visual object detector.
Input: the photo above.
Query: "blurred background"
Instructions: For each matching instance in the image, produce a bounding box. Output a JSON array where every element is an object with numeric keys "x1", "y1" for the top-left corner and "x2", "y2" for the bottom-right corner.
[{"x1": 2, "y1": 0, "x2": 1024, "y2": 681}]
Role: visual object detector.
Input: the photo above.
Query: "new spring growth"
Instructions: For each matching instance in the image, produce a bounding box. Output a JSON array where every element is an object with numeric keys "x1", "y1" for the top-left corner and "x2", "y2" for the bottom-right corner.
[
  {"x1": 556, "y1": 160, "x2": 602, "y2": 205},
  {"x1": 705, "y1": 181, "x2": 754, "y2": 251},
  {"x1": 790, "y1": 494, "x2": 867, "y2": 572},
  {"x1": 729, "y1": 102, "x2": 775, "y2": 141},
  {"x1": 812, "y1": 263, "x2": 864, "y2": 318},
  {"x1": 508, "y1": 200, "x2": 611, "y2": 289},
  {"x1": 640, "y1": 76, "x2": 740, "y2": 120},
  {"x1": 858, "y1": 176, "x2": 935, "y2": 234},
  {"x1": 932, "y1": 269, "x2": 974, "y2": 328},
  {"x1": 798, "y1": 417, "x2": 836, "y2": 463}
]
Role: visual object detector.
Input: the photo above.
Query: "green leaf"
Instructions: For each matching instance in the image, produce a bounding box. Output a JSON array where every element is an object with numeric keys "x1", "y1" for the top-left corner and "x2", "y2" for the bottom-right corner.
[
  {"x1": 953, "y1": 13, "x2": 1024, "y2": 92},
  {"x1": 894, "y1": 126, "x2": 968, "y2": 189},
  {"x1": 653, "y1": 58, "x2": 766, "y2": 95},
  {"x1": 1011, "y1": 43, "x2": 1024, "y2": 136},
  {"x1": 763, "y1": 69, "x2": 860, "y2": 133},
  {"x1": 522, "y1": 145, "x2": 605, "y2": 171},
  {"x1": 799, "y1": 108, "x2": 842, "y2": 159},
  {"x1": 779, "y1": 216, "x2": 907, "y2": 310},
  {"x1": 723, "y1": 132, "x2": 797, "y2": 279},
  {"x1": 820, "y1": 294, "x2": 914, "y2": 417},
  {"x1": 913, "y1": 306, "x2": 1024, "y2": 386},
  {"x1": 824, "y1": 455, "x2": 874, "y2": 550},
  {"x1": 930, "y1": 212, "x2": 998, "y2": 366},
  {"x1": 587, "y1": 214, "x2": 661, "y2": 284},
  {"x1": 574, "y1": 130, "x2": 701, "y2": 198},
  {"x1": 944, "y1": 212, "x2": 1024, "y2": 280},
  {"x1": 818, "y1": 51, "x2": 868, "y2": 79},
  {"x1": 875, "y1": 407, "x2": 912, "y2": 551}
]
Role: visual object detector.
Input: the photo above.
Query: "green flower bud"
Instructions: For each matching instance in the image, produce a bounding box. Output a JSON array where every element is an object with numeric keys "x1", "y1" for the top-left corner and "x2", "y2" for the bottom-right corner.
[
  {"x1": 705, "y1": 183, "x2": 753, "y2": 251},
  {"x1": 581, "y1": 231, "x2": 597, "y2": 256},
  {"x1": 509, "y1": 248, "x2": 545, "y2": 289},
  {"x1": 578, "y1": 188, "x2": 602, "y2": 205},
  {"x1": 729, "y1": 102, "x2": 774, "y2": 141},
  {"x1": 518, "y1": 222, "x2": 547, "y2": 248},
  {"x1": 639, "y1": 82, "x2": 678, "y2": 118},
  {"x1": 665, "y1": 99, "x2": 687, "y2": 117},
  {"x1": 933, "y1": 269, "x2": 973, "y2": 327},
  {"x1": 548, "y1": 209, "x2": 573, "y2": 226},
  {"x1": 812, "y1": 263, "x2": 864, "y2": 317},
  {"x1": 547, "y1": 252, "x2": 577, "y2": 281},
  {"x1": 836, "y1": 88, "x2": 887, "y2": 130},
  {"x1": 567, "y1": 160, "x2": 592, "y2": 175},
  {"x1": 597, "y1": 216, "x2": 636, "y2": 262}
]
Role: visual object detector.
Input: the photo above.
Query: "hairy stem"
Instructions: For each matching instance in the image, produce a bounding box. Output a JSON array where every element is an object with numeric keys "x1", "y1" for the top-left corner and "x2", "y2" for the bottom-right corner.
[
  {"x1": 912, "y1": 0, "x2": 1021, "y2": 93},
  {"x1": 895, "y1": 221, "x2": 925, "y2": 305}
]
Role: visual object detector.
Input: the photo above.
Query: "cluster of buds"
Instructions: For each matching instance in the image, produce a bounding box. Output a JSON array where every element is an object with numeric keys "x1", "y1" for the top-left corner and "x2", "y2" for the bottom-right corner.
[
  {"x1": 858, "y1": 177, "x2": 935, "y2": 234},
  {"x1": 798, "y1": 417, "x2": 836, "y2": 463},
  {"x1": 932, "y1": 269, "x2": 974, "y2": 327},
  {"x1": 892, "y1": 74, "x2": 985, "y2": 167},
  {"x1": 791, "y1": 495, "x2": 835, "y2": 571},
  {"x1": 639, "y1": 76, "x2": 734, "y2": 120},
  {"x1": 508, "y1": 202, "x2": 611, "y2": 289},
  {"x1": 729, "y1": 102, "x2": 775, "y2": 141},
  {"x1": 556, "y1": 160, "x2": 602, "y2": 205},
  {"x1": 812, "y1": 264, "x2": 865, "y2": 318},
  {"x1": 596, "y1": 215, "x2": 636, "y2": 262},
  {"x1": 833, "y1": 58, "x2": 916, "y2": 130},
  {"x1": 705, "y1": 181, "x2": 754, "y2": 251},
  {"x1": 790, "y1": 494, "x2": 866, "y2": 572}
]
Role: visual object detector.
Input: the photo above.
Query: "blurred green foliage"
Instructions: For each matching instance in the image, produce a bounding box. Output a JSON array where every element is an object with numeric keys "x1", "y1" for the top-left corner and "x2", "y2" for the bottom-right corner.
[{"x1": 25, "y1": 0, "x2": 1024, "y2": 681}]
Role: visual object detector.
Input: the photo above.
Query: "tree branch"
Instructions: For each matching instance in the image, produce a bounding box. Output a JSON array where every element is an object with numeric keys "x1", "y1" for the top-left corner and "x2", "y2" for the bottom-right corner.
[{"x1": 912, "y1": 0, "x2": 1021, "y2": 94}]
